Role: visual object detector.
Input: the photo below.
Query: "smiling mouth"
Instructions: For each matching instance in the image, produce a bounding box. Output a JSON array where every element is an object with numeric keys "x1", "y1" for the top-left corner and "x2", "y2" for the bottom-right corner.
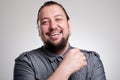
[{"x1": 46, "y1": 31, "x2": 62, "y2": 36}]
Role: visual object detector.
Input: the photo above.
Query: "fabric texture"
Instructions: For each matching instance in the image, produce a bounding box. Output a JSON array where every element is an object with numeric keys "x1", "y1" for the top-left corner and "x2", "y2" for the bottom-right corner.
[{"x1": 14, "y1": 46, "x2": 106, "y2": 80}]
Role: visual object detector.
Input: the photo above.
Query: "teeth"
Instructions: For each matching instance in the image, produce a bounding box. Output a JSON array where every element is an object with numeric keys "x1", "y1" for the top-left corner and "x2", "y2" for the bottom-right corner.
[{"x1": 50, "y1": 32, "x2": 60, "y2": 36}]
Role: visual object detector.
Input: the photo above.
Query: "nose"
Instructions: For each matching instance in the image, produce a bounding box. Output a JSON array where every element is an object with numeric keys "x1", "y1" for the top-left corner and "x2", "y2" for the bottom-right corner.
[{"x1": 49, "y1": 20, "x2": 57, "y2": 31}]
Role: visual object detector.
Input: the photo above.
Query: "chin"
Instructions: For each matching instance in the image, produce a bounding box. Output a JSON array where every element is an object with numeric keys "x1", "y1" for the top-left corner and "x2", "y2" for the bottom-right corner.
[
  {"x1": 50, "y1": 40, "x2": 62, "y2": 45},
  {"x1": 44, "y1": 37, "x2": 68, "y2": 53}
]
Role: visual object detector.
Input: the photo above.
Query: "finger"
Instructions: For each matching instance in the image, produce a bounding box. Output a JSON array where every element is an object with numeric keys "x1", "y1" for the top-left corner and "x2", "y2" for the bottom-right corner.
[{"x1": 82, "y1": 56, "x2": 86, "y2": 61}]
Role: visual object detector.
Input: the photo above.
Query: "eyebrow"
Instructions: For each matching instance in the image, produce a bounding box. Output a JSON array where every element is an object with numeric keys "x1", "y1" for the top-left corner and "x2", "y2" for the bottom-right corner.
[
  {"x1": 40, "y1": 14, "x2": 64, "y2": 21},
  {"x1": 40, "y1": 17, "x2": 49, "y2": 21},
  {"x1": 54, "y1": 14, "x2": 64, "y2": 18}
]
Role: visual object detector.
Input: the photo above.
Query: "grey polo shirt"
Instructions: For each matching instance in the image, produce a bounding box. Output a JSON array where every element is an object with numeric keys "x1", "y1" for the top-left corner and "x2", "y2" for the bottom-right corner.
[{"x1": 14, "y1": 46, "x2": 106, "y2": 80}]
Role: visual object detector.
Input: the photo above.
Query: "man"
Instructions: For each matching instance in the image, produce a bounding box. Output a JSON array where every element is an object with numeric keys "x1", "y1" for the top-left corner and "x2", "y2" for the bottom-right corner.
[{"x1": 14, "y1": 1, "x2": 106, "y2": 80}]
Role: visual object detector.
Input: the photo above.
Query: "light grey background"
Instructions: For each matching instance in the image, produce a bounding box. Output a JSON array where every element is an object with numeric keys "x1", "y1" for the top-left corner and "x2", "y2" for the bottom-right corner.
[{"x1": 0, "y1": 0, "x2": 120, "y2": 80}]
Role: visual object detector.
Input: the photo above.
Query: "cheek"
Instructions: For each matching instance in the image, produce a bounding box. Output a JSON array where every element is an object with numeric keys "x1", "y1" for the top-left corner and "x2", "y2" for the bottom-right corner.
[
  {"x1": 63, "y1": 25, "x2": 70, "y2": 33},
  {"x1": 40, "y1": 27, "x2": 47, "y2": 35},
  {"x1": 39, "y1": 27, "x2": 45, "y2": 38},
  {"x1": 62, "y1": 28, "x2": 69, "y2": 38},
  {"x1": 40, "y1": 27, "x2": 50, "y2": 40},
  {"x1": 62, "y1": 22, "x2": 70, "y2": 34}
]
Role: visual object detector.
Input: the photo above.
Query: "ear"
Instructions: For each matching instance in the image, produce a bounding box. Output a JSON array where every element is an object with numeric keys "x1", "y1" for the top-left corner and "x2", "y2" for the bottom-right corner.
[
  {"x1": 38, "y1": 26, "x2": 41, "y2": 36},
  {"x1": 68, "y1": 20, "x2": 71, "y2": 34}
]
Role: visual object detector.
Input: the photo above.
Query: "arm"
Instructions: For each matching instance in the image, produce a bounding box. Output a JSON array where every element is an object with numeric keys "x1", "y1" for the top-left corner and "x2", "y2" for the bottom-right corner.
[
  {"x1": 48, "y1": 48, "x2": 87, "y2": 80},
  {"x1": 14, "y1": 54, "x2": 35, "y2": 80},
  {"x1": 88, "y1": 51, "x2": 106, "y2": 80}
]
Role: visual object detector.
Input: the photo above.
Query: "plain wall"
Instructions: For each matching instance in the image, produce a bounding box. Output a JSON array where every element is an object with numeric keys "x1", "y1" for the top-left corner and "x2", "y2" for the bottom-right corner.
[{"x1": 0, "y1": 0, "x2": 120, "y2": 80}]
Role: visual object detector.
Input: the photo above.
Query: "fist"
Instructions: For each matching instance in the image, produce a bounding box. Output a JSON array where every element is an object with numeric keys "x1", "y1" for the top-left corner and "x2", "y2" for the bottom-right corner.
[{"x1": 61, "y1": 48, "x2": 87, "y2": 74}]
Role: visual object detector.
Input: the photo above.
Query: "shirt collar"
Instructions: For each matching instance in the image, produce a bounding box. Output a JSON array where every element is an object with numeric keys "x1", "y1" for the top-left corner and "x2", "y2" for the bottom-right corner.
[{"x1": 43, "y1": 45, "x2": 73, "y2": 62}]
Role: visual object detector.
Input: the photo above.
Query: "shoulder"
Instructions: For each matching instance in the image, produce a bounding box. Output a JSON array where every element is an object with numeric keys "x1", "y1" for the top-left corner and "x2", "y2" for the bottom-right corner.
[
  {"x1": 80, "y1": 49, "x2": 100, "y2": 59},
  {"x1": 70, "y1": 46, "x2": 100, "y2": 59},
  {"x1": 15, "y1": 47, "x2": 44, "y2": 62},
  {"x1": 80, "y1": 49, "x2": 104, "y2": 69},
  {"x1": 80, "y1": 49, "x2": 103, "y2": 66},
  {"x1": 80, "y1": 49, "x2": 106, "y2": 79}
]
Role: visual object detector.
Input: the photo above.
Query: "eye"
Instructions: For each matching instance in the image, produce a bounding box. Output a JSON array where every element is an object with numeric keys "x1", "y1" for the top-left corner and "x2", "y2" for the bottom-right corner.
[
  {"x1": 55, "y1": 18, "x2": 63, "y2": 22},
  {"x1": 41, "y1": 20, "x2": 49, "y2": 25}
]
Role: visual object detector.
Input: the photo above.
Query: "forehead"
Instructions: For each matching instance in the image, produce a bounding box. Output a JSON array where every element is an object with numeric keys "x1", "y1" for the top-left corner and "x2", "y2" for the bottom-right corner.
[{"x1": 39, "y1": 5, "x2": 66, "y2": 19}]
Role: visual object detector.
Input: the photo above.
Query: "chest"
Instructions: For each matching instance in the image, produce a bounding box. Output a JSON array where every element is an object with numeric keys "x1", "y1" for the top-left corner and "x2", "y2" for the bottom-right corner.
[{"x1": 31, "y1": 57, "x2": 88, "y2": 80}]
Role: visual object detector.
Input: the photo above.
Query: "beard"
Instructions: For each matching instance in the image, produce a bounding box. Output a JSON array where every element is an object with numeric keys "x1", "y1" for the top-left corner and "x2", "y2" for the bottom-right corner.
[{"x1": 44, "y1": 35, "x2": 69, "y2": 53}]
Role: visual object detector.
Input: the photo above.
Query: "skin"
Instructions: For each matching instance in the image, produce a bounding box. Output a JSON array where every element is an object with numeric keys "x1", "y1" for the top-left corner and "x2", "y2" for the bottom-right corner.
[
  {"x1": 39, "y1": 4, "x2": 70, "y2": 55},
  {"x1": 38, "y1": 4, "x2": 87, "y2": 80}
]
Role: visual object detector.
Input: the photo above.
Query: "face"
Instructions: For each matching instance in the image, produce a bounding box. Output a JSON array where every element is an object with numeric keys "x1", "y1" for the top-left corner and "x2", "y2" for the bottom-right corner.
[{"x1": 38, "y1": 5, "x2": 70, "y2": 52}]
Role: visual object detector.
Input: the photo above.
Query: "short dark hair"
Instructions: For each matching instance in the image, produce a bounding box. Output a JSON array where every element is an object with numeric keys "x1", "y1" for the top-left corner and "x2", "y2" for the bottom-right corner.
[{"x1": 37, "y1": 1, "x2": 70, "y2": 27}]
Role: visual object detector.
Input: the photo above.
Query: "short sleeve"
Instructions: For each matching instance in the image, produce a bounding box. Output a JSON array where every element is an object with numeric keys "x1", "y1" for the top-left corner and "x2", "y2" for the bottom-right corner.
[
  {"x1": 14, "y1": 52, "x2": 35, "y2": 80},
  {"x1": 86, "y1": 51, "x2": 106, "y2": 80}
]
